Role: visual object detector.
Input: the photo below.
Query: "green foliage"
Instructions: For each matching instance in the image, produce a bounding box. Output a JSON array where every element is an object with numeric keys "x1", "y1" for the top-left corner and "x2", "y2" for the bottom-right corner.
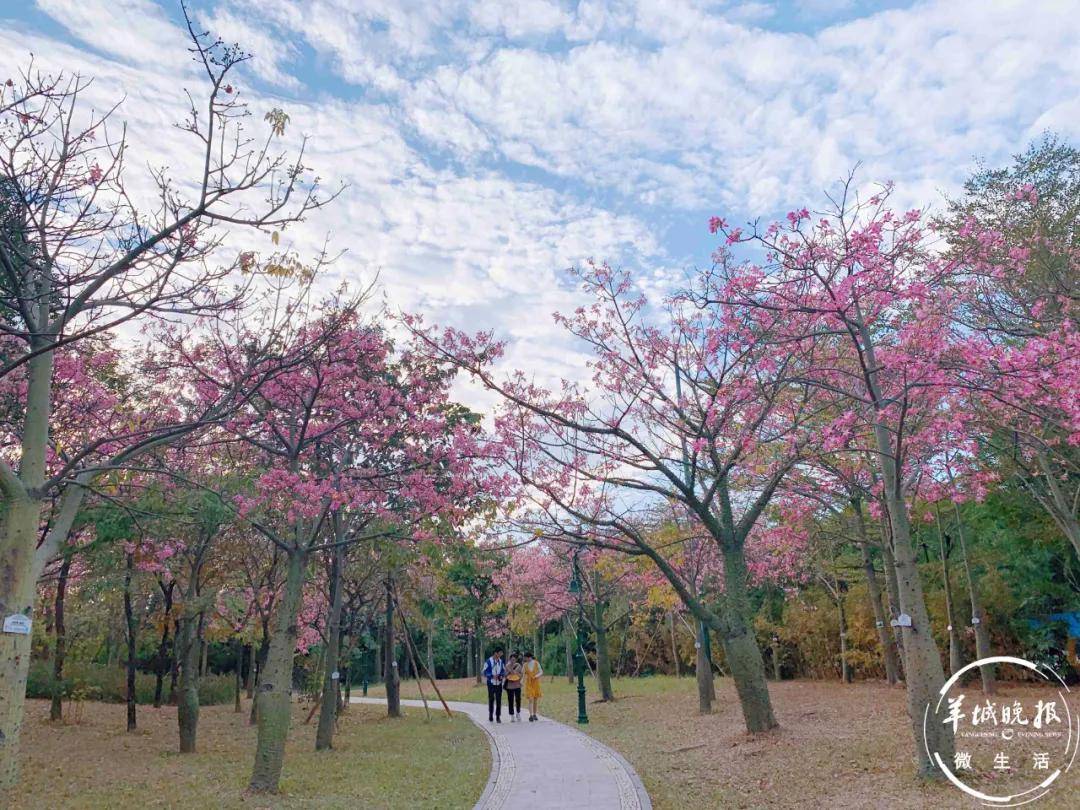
[{"x1": 27, "y1": 660, "x2": 234, "y2": 706}]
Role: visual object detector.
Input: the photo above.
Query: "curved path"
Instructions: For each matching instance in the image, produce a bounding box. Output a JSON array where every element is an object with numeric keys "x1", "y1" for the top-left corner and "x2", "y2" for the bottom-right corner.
[{"x1": 352, "y1": 696, "x2": 651, "y2": 810}]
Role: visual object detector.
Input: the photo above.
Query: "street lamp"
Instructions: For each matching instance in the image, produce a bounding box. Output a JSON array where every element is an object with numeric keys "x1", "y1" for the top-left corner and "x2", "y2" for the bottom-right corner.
[{"x1": 569, "y1": 547, "x2": 589, "y2": 725}]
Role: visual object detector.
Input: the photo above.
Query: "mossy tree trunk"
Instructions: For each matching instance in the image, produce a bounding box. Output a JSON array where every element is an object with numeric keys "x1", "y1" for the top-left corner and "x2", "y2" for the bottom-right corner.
[
  {"x1": 590, "y1": 578, "x2": 614, "y2": 702},
  {"x1": 716, "y1": 544, "x2": 778, "y2": 732},
  {"x1": 249, "y1": 548, "x2": 308, "y2": 792}
]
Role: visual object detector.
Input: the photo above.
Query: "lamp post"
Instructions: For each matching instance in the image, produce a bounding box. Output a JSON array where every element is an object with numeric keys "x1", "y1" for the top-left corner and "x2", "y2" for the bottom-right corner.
[{"x1": 569, "y1": 547, "x2": 589, "y2": 725}]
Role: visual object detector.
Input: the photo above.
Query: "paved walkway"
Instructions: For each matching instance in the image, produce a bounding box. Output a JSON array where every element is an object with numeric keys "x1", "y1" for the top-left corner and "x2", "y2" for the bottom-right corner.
[{"x1": 352, "y1": 696, "x2": 651, "y2": 810}]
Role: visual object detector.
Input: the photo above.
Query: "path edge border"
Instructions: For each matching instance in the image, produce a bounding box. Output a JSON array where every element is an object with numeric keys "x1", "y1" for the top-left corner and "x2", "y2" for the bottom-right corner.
[
  {"x1": 466, "y1": 711, "x2": 502, "y2": 810},
  {"x1": 562, "y1": 723, "x2": 653, "y2": 810}
]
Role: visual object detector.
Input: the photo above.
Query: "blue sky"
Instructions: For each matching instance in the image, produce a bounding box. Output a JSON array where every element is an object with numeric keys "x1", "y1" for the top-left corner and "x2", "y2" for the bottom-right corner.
[{"x1": 2, "y1": 0, "x2": 1078, "y2": 401}]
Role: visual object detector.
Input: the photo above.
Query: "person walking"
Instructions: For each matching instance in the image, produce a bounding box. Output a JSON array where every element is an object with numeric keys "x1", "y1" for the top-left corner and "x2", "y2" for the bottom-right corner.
[
  {"x1": 505, "y1": 652, "x2": 524, "y2": 721},
  {"x1": 482, "y1": 646, "x2": 506, "y2": 723},
  {"x1": 523, "y1": 650, "x2": 543, "y2": 721}
]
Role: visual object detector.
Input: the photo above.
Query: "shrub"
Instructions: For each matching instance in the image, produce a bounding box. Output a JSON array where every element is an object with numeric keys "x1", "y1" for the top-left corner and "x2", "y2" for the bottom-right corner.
[{"x1": 27, "y1": 660, "x2": 235, "y2": 706}]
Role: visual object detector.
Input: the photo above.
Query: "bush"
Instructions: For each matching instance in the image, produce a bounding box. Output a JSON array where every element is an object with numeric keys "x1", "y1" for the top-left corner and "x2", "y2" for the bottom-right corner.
[{"x1": 27, "y1": 659, "x2": 235, "y2": 706}]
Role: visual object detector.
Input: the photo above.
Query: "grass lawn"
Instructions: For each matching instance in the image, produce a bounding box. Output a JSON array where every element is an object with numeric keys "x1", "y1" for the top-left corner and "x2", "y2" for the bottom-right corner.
[
  {"x1": 10, "y1": 697, "x2": 489, "y2": 809},
  {"x1": 373, "y1": 674, "x2": 1078, "y2": 809}
]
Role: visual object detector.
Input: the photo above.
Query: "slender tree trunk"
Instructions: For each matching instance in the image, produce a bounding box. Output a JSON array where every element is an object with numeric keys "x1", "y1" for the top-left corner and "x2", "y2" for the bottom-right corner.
[
  {"x1": 879, "y1": 527, "x2": 905, "y2": 674},
  {"x1": 316, "y1": 543, "x2": 344, "y2": 750},
  {"x1": 168, "y1": 620, "x2": 180, "y2": 706},
  {"x1": 770, "y1": 637, "x2": 782, "y2": 681},
  {"x1": 49, "y1": 554, "x2": 72, "y2": 722},
  {"x1": 695, "y1": 618, "x2": 713, "y2": 713},
  {"x1": 717, "y1": 544, "x2": 778, "y2": 732},
  {"x1": 249, "y1": 625, "x2": 269, "y2": 725},
  {"x1": 951, "y1": 504, "x2": 995, "y2": 694},
  {"x1": 854, "y1": 504, "x2": 901, "y2": 684},
  {"x1": 591, "y1": 586, "x2": 614, "y2": 701},
  {"x1": 935, "y1": 513, "x2": 963, "y2": 676},
  {"x1": 234, "y1": 640, "x2": 243, "y2": 713},
  {"x1": 244, "y1": 643, "x2": 254, "y2": 699},
  {"x1": 426, "y1": 632, "x2": 435, "y2": 680},
  {"x1": 837, "y1": 593, "x2": 852, "y2": 683},
  {"x1": 464, "y1": 630, "x2": 473, "y2": 679},
  {"x1": 199, "y1": 634, "x2": 209, "y2": 678},
  {"x1": 474, "y1": 619, "x2": 483, "y2": 687},
  {"x1": 669, "y1": 611, "x2": 681, "y2": 677},
  {"x1": 249, "y1": 548, "x2": 308, "y2": 793},
  {"x1": 124, "y1": 552, "x2": 138, "y2": 732},
  {"x1": 153, "y1": 582, "x2": 174, "y2": 708},
  {"x1": 383, "y1": 576, "x2": 400, "y2": 718}
]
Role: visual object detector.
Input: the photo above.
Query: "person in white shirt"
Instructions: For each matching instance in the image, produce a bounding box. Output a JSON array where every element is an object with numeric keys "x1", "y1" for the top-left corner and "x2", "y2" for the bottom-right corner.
[{"x1": 482, "y1": 647, "x2": 506, "y2": 723}]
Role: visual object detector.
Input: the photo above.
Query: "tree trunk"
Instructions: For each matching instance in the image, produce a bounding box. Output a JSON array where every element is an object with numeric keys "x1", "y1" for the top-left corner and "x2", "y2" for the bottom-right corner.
[
  {"x1": 153, "y1": 582, "x2": 174, "y2": 708},
  {"x1": 717, "y1": 544, "x2": 778, "y2": 732},
  {"x1": 874, "y1": 424, "x2": 952, "y2": 775},
  {"x1": 854, "y1": 504, "x2": 901, "y2": 685},
  {"x1": 474, "y1": 620, "x2": 483, "y2": 687},
  {"x1": 249, "y1": 548, "x2": 308, "y2": 793},
  {"x1": 837, "y1": 594, "x2": 852, "y2": 684},
  {"x1": 244, "y1": 643, "x2": 254, "y2": 698},
  {"x1": 199, "y1": 633, "x2": 209, "y2": 678},
  {"x1": 464, "y1": 630, "x2": 473, "y2": 679},
  {"x1": 935, "y1": 514, "x2": 963, "y2": 676},
  {"x1": 234, "y1": 640, "x2": 243, "y2": 713},
  {"x1": 0, "y1": 344, "x2": 54, "y2": 791},
  {"x1": 879, "y1": 527, "x2": 906, "y2": 673},
  {"x1": 49, "y1": 554, "x2": 72, "y2": 722},
  {"x1": 426, "y1": 632, "x2": 435, "y2": 680},
  {"x1": 770, "y1": 637, "x2": 782, "y2": 680},
  {"x1": 668, "y1": 611, "x2": 681, "y2": 677},
  {"x1": 124, "y1": 552, "x2": 138, "y2": 732},
  {"x1": 952, "y1": 504, "x2": 995, "y2": 694},
  {"x1": 168, "y1": 620, "x2": 180, "y2": 705},
  {"x1": 591, "y1": 587, "x2": 614, "y2": 701},
  {"x1": 695, "y1": 619, "x2": 713, "y2": 713},
  {"x1": 177, "y1": 608, "x2": 202, "y2": 753},
  {"x1": 249, "y1": 625, "x2": 269, "y2": 725},
  {"x1": 316, "y1": 543, "x2": 344, "y2": 750},
  {"x1": 383, "y1": 576, "x2": 400, "y2": 718}
]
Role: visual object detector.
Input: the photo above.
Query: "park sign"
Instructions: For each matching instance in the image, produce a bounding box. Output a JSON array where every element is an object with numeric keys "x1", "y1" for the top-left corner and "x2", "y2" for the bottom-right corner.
[
  {"x1": 2, "y1": 614, "x2": 31, "y2": 635},
  {"x1": 924, "y1": 656, "x2": 1078, "y2": 806}
]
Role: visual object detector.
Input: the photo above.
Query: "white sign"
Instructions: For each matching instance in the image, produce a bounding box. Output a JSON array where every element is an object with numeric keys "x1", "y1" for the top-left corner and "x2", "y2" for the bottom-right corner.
[
  {"x1": 890, "y1": 613, "x2": 913, "y2": 628},
  {"x1": 3, "y1": 614, "x2": 31, "y2": 635},
  {"x1": 331, "y1": 671, "x2": 340, "y2": 680}
]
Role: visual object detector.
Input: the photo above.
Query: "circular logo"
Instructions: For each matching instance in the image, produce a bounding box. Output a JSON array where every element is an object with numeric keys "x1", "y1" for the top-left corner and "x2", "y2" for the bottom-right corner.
[{"x1": 924, "y1": 656, "x2": 1078, "y2": 806}]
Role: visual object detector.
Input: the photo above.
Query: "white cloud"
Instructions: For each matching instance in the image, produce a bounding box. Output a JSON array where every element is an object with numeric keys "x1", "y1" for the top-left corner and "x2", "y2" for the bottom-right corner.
[{"x1": 34, "y1": 0, "x2": 190, "y2": 70}]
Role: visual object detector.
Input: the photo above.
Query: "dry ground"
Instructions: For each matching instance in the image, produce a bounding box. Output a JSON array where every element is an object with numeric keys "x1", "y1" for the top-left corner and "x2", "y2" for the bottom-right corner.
[
  {"x1": 9, "y1": 697, "x2": 489, "y2": 809},
  {"x1": 375, "y1": 675, "x2": 1078, "y2": 809}
]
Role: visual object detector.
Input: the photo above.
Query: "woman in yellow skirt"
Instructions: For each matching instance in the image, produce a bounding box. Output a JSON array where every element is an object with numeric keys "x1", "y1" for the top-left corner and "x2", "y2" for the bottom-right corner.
[{"x1": 523, "y1": 650, "x2": 543, "y2": 721}]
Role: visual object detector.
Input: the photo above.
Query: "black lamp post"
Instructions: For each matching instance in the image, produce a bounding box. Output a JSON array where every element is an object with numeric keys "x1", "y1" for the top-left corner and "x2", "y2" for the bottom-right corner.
[{"x1": 569, "y1": 547, "x2": 589, "y2": 725}]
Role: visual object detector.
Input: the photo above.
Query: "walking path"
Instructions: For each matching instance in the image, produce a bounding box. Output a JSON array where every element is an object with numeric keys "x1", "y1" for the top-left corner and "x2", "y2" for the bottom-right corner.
[{"x1": 352, "y1": 696, "x2": 651, "y2": 810}]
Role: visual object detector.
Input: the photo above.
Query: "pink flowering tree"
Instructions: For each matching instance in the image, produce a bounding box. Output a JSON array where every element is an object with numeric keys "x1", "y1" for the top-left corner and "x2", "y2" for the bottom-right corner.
[
  {"x1": 0, "y1": 11, "x2": 335, "y2": 784},
  {"x1": 419, "y1": 260, "x2": 826, "y2": 734},
  {"x1": 706, "y1": 180, "x2": 979, "y2": 774},
  {"x1": 189, "y1": 302, "x2": 497, "y2": 792}
]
